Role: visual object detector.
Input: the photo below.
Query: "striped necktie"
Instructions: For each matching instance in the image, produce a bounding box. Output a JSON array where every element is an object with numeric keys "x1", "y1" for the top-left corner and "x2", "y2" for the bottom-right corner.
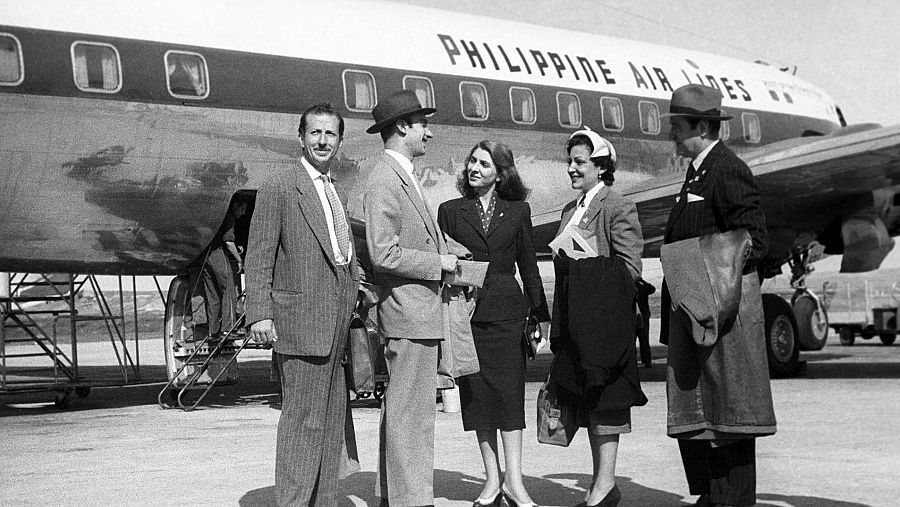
[{"x1": 320, "y1": 175, "x2": 350, "y2": 260}]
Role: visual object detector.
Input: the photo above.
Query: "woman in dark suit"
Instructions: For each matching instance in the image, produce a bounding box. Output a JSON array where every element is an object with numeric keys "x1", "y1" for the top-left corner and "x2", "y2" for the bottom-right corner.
[
  {"x1": 548, "y1": 128, "x2": 647, "y2": 507},
  {"x1": 438, "y1": 140, "x2": 550, "y2": 507}
]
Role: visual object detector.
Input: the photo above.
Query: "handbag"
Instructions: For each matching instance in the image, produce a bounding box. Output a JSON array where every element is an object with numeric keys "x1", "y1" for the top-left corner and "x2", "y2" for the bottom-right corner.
[
  {"x1": 521, "y1": 311, "x2": 543, "y2": 360},
  {"x1": 437, "y1": 284, "x2": 480, "y2": 381},
  {"x1": 536, "y1": 368, "x2": 578, "y2": 447},
  {"x1": 344, "y1": 310, "x2": 387, "y2": 396}
]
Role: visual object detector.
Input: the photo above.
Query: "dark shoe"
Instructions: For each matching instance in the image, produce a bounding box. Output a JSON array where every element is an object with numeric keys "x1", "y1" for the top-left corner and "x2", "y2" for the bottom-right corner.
[
  {"x1": 587, "y1": 484, "x2": 620, "y2": 507},
  {"x1": 473, "y1": 488, "x2": 503, "y2": 507},
  {"x1": 691, "y1": 494, "x2": 711, "y2": 507},
  {"x1": 503, "y1": 487, "x2": 537, "y2": 507}
]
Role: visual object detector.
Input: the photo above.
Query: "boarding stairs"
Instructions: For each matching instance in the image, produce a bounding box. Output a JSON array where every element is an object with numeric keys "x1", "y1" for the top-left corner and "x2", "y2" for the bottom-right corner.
[{"x1": 0, "y1": 273, "x2": 140, "y2": 407}]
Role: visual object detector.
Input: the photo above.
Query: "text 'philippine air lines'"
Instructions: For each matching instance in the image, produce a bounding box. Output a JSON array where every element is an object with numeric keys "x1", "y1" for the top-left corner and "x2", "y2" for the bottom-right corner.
[{"x1": 437, "y1": 34, "x2": 753, "y2": 102}]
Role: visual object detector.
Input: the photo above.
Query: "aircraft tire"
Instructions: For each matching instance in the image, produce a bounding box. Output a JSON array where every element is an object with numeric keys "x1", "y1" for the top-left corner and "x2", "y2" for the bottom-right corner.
[
  {"x1": 763, "y1": 294, "x2": 801, "y2": 378},
  {"x1": 880, "y1": 333, "x2": 896, "y2": 346},
  {"x1": 164, "y1": 275, "x2": 191, "y2": 382},
  {"x1": 838, "y1": 327, "x2": 855, "y2": 346},
  {"x1": 793, "y1": 295, "x2": 828, "y2": 351}
]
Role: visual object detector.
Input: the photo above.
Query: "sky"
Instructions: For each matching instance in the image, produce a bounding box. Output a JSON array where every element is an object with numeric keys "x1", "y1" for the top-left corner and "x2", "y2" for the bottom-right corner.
[{"x1": 394, "y1": 0, "x2": 899, "y2": 127}]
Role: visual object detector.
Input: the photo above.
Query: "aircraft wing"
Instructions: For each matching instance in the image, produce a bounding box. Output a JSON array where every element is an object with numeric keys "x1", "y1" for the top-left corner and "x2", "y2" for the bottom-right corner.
[{"x1": 630, "y1": 123, "x2": 900, "y2": 272}]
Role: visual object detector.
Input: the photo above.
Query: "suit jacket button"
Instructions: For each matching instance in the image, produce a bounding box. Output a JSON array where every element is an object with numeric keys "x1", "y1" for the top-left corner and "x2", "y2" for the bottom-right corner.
[{"x1": 426, "y1": 238, "x2": 431, "y2": 244}]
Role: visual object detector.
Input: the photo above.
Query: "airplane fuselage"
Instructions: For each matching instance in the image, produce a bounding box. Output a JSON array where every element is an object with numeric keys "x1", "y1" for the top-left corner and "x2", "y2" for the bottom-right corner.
[{"x1": 0, "y1": 1, "x2": 845, "y2": 275}]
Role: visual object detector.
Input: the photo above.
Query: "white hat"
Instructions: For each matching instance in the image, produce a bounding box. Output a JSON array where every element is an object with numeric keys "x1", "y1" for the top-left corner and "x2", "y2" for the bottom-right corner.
[{"x1": 568, "y1": 126, "x2": 616, "y2": 163}]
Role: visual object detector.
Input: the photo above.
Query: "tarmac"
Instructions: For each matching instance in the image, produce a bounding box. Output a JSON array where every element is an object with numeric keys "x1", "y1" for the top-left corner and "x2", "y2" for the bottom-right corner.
[{"x1": 1, "y1": 320, "x2": 899, "y2": 506}]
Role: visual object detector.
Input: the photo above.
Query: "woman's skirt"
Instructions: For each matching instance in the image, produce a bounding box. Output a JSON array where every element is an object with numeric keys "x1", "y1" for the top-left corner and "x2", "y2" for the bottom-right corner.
[{"x1": 458, "y1": 318, "x2": 526, "y2": 431}]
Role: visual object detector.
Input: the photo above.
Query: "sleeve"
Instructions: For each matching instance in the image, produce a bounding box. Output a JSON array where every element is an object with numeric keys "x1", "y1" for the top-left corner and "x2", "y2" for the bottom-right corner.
[
  {"x1": 437, "y1": 201, "x2": 453, "y2": 239},
  {"x1": 609, "y1": 196, "x2": 644, "y2": 281},
  {"x1": 363, "y1": 174, "x2": 443, "y2": 281},
  {"x1": 714, "y1": 161, "x2": 768, "y2": 269},
  {"x1": 242, "y1": 173, "x2": 283, "y2": 326},
  {"x1": 515, "y1": 202, "x2": 550, "y2": 322}
]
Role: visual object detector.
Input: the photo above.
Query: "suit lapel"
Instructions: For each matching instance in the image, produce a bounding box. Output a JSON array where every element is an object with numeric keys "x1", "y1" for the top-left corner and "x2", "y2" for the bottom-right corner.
[
  {"x1": 294, "y1": 161, "x2": 336, "y2": 269},
  {"x1": 486, "y1": 198, "x2": 510, "y2": 238},
  {"x1": 383, "y1": 153, "x2": 440, "y2": 243},
  {"x1": 578, "y1": 185, "x2": 608, "y2": 229},
  {"x1": 556, "y1": 201, "x2": 576, "y2": 237},
  {"x1": 459, "y1": 197, "x2": 486, "y2": 241}
]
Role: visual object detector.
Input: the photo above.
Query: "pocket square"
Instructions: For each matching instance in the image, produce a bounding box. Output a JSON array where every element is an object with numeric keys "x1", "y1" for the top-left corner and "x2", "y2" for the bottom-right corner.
[{"x1": 687, "y1": 193, "x2": 705, "y2": 202}]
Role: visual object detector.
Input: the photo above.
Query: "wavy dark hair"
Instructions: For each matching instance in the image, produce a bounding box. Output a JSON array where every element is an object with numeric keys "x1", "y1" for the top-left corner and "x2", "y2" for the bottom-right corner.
[
  {"x1": 457, "y1": 140, "x2": 529, "y2": 201},
  {"x1": 566, "y1": 134, "x2": 616, "y2": 186}
]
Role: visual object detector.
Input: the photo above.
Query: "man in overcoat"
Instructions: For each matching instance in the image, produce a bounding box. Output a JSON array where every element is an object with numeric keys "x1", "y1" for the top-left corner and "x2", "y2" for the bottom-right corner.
[
  {"x1": 244, "y1": 103, "x2": 360, "y2": 505},
  {"x1": 661, "y1": 84, "x2": 776, "y2": 507},
  {"x1": 362, "y1": 90, "x2": 459, "y2": 506}
]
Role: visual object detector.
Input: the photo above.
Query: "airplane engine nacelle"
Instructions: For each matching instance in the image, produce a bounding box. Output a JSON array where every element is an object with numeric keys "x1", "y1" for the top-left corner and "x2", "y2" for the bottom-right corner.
[{"x1": 838, "y1": 188, "x2": 896, "y2": 272}]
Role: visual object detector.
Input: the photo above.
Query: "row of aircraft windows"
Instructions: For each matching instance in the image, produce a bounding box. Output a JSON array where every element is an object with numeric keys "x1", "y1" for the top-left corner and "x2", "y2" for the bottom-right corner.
[{"x1": 0, "y1": 33, "x2": 762, "y2": 143}]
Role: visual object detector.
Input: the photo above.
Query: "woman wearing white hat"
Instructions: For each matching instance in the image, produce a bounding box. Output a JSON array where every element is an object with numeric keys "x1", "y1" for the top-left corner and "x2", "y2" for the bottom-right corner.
[{"x1": 547, "y1": 128, "x2": 647, "y2": 507}]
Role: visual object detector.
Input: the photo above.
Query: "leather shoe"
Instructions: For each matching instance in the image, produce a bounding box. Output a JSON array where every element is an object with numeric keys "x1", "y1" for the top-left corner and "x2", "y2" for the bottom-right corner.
[
  {"x1": 587, "y1": 484, "x2": 620, "y2": 507},
  {"x1": 473, "y1": 488, "x2": 502, "y2": 507},
  {"x1": 503, "y1": 486, "x2": 537, "y2": 507}
]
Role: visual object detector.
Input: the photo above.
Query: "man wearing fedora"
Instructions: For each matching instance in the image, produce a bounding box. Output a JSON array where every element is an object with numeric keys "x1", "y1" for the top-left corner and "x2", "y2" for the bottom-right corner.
[
  {"x1": 661, "y1": 84, "x2": 776, "y2": 507},
  {"x1": 362, "y1": 90, "x2": 458, "y2": 506}
]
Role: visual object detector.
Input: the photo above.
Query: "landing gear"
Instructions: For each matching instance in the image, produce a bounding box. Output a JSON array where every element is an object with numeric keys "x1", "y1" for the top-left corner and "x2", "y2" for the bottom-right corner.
[
  {"x1": 880, "y1": 333, "x2": 896, "y2": 345},
  {"x1": 762, "y1": 294, "x2": 801, "y2": 377},
  {"x1": 792, "y1": 293, "x2": 829, "y2": 351}
]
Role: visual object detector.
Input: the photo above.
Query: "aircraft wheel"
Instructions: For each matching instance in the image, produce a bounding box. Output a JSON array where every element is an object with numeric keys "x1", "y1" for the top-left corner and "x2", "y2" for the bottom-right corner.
[
  {"x1": 838, "y1": 327, "x2": 855, "y2": 346},
  {"x1": 75, "y1": 386, "x2": 91, "y2": 398},
  {"x1": 793, "y1": 295, "x2": 828, "y2": 351},
  {"x1": 164, "y1": 275, "x2": 192, "y2": 382},
  {"x1": 880, "y1": 333, "x2": 897, "y2": 345},
  {"x1": 763, "y1": 294, "x2": 801, "y2": 378}
]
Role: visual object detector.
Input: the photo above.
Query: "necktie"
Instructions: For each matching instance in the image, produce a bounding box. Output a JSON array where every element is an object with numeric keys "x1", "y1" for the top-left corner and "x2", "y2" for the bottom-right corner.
[{"x1": 320, "y1": 175, "x2": 350, "y2": 260}]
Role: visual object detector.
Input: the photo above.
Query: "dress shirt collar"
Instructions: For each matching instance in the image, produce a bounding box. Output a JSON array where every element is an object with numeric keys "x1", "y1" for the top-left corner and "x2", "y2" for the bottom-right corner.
[
  {"x1": 691, "y1": 139, "x2": 719, "y2": 170},
  {"x1": 385, "y1": 149, "x2": 415, "y2": 180},
  {"x1": 580, "y1": 182, "x2": 605, "y2": 209},
  {"x1": 300, "y1": 155, "x2": 330, "y2": 182}
]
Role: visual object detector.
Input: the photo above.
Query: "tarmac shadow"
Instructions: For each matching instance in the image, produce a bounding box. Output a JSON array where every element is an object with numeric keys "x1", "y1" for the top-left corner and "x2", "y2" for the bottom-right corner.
[
  {"x1": 240, "y1": 471, "x2": 687, "y2": 506},
  {"x1": 757, "y1": 493, "x2": 873, "y2": 507}
]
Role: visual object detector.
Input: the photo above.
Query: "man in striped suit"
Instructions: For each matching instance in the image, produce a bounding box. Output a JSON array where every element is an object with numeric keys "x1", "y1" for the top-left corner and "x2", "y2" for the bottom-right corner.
[
  {"x1": 662, "y1": 84, "x2": 775, "y2": 507},
  {"x1": 245, "y1": 103, "x2": 360, "y2": 505}
]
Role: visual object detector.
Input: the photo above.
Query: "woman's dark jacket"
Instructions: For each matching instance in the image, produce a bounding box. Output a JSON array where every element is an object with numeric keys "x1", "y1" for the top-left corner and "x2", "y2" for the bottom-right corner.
[{"x1": 437, "y1": 196, "x2": 549, "y2": 323}]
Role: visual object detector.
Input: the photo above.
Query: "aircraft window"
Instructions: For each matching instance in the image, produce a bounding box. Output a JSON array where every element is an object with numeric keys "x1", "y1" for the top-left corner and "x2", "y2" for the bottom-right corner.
[
  {"x1": 71, "y1": 41, "x2": 121, "y2": 93},
  {"x1": 742, "y1": 113, "x2": 761, "y2": 143},
  {"x1": 343, "y1": 70, "x2": 377, "y2": 112},
  {"x1": 403, "y1": 75, "x2": 435, "y2": 116},
  {"x1": 0, "y1": 33, "x2": 23, "y2": 86},
  {"x1": 600, "y1": 96, "x2": 624, "y2": 132},
  {"x1": 557, "y1": 92, "x2": 581, "y2": 128},
  {"x1": 720, "y1": 120, "x2": 731, "y2": 141},
  {"x1": 638, "y1": 100, "x2": 660, "y2": 135},
  {"x1": 165, "y1": 50, "x2": 209, "y2": 99},
  {"x1": 509, "y1": 87, "x2": 536, "y2": 125},
  {"x1": 460, "y1": 81, "x2": 489, "y2": 121}
]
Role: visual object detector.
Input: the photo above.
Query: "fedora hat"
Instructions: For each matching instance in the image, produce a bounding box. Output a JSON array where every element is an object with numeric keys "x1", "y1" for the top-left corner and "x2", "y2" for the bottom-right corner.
[
  {"x1": 661, "y1": 84, "x2": 732, "y2": 120},
  {"x1": 366, "y1": 90, "x2": 437, "y2": 134}
]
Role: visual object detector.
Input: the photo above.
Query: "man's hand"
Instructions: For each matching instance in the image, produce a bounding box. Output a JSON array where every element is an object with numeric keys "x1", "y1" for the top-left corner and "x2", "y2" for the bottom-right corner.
[
  {"x1": 250, "y1": 319, "x2": 278, "y2": 345},
  {"x1": 440, "y1": 254, "x2": 458, "y2": 272}
]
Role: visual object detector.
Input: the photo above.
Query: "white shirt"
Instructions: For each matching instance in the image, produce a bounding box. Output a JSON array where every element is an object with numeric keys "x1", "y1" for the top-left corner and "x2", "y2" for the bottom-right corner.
[
  {"x1": 691, "y1": 139, "x2": 719, "y2": 171},
  {"x1": 565, "y1": 182, "x2": 604, "y2": 228},
  {"x1": 301, "y1": 157, "x2": 352, "y2": 265},
  {"x1": 385, "y1": 149, "x2": 423, "y2": 198}
]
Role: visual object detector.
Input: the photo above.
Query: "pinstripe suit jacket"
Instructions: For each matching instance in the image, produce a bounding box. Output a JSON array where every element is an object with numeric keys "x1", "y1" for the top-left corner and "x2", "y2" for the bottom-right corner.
[
  {"x1": 363, "y1": 151, "x2": 447, "y2": 339},
  {"x1": 664, "y1": 141, "x2": 767, "y2": 267},
  {"x1": 244, "y1": 161, "x2": 360, "y2": 356},
  {"x1": 556, "y1": 184, "x2": 643, "y2": 281}
]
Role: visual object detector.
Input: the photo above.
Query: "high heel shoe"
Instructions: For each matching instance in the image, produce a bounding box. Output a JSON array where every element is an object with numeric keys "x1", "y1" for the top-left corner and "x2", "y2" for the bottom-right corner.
[
  {"x1": 503, "y1": 486, "x2": 537, "y2": 507},
  {"x1": 586, "y1": 484, "x2": 621, "y2": 507},
  {"x1": 472, "y1": 488, "x2": 502, "y2": 507}
]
